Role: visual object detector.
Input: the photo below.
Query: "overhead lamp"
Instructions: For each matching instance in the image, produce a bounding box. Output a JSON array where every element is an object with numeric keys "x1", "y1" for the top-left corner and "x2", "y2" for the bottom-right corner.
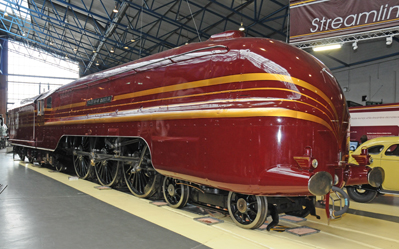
[
  {"x1": 131, "y1": 39, "x2": 135, "y2": 42},
  {"x1": 95, "y1": 61, "x2": 99, "y2": 66},
  {"x1": 4, "y1": 12, "x2": 8, "y2": 17},
  {"x1": 65, "y1": 54, "x2": 68, "y2": 58},
  {"x1": 124, "y1": 46, "x2": 128, "y2": 49},
  {"x1": 313, "y1": 44, "x2": 342, "y2": 51},
  {"x1": 352, "y1": 41, "x2": 358, "y2": 51},
  {"x1": 386, "y1": 36, "x2": 393, "y2": 45},
  {"x1": 238, "y1": 22, "x2": 245, "y2": 31},
  {"x1": 93, "y1": 50, "x2": 96, "y2": 53},
  {"x1": 110, "y1": 47, "x2": 114, "y2": 53},
  {"x1": 74, "y1": 47, "x2": 77, "y2": 51},
  {"x1": 113, "y1": 6, "x2": 118, "y2": 13}
]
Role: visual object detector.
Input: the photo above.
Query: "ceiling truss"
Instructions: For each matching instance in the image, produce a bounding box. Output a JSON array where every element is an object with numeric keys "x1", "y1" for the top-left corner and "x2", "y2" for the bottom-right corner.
[{"x1": 0, "y1": 0, "x2": 289, "y2": 76}]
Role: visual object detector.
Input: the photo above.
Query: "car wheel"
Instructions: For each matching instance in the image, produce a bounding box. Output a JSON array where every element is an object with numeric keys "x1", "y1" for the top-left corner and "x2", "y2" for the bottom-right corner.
[{"x1": 346, "y1": 186, "x2": 378, "y2": 203}]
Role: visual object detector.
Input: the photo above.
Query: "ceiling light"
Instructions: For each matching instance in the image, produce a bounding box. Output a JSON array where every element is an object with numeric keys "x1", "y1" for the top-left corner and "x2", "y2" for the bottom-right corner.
[
  {"x1": 74, "y1": 47, "x2": 77, "y2": 51},
  {"x1": 65, "y1": 54, "x2": 68, "y2": 58},
  {"x1": 110, "y1": 47, "x2": 114, "y2": 53},
  {"x1": 4, "y1": 12, "x2": 8, "y2": 17},
  {"x1": 386, "y1": 36, "x2": 393, "y2": 45},
  {"x1": 50, "y1": 41, "x2": 53, "y2": 45},
  {"x1": 113, "y1": 6, "x2": 118, "y2": 13},
  {"x1": 96, "y1": 61, "x2": 99, "y2": 66},
  {"x1": 239, "y1": 22, "x2": 245, "y2": 31},
  {"x1": 93, "y1": 50, "x2": 96, "y2": 53},
  {"x1": 352, "y1": 41, "x2": 358, "y2": 50},
  {"x1": 313, "y1": 44, "x2": 342, "y2": 51},
  {"x1": 131, "y1": 39, "x2": 135, "y2": 42}
]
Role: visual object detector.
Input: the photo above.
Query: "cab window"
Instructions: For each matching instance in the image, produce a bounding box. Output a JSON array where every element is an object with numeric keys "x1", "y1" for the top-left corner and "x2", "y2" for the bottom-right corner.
[
  {"x1": 368, "y1": 145, "x2": 384, "y2": 155},
  {"x1": 385, "y1": 144, "x2": 399, "y2": 156},
  {"x1": 37, "y1": 100, "x2": 44, "y2": 116},
  {"x1": 46, "y1": 97, "x2": 52, "y2": 109}
]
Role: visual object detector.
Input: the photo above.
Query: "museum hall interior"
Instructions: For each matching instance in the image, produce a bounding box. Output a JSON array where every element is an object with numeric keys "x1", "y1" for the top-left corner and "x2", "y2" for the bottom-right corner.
[{"x1": 1, "y1": 1, "x2": 399, "y2": 248}]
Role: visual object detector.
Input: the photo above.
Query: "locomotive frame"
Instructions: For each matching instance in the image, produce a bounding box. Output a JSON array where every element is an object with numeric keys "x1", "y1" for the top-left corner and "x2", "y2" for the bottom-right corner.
[{"x1": 8, "y1": 31, "x2": 383, "y2": 230}]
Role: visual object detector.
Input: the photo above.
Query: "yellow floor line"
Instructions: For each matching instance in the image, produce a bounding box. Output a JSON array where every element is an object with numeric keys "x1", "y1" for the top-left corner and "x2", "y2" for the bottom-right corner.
[
  {"x1": 19, "y1": 160, "x2": 399, "y2": 249},
  {"x1": 305, "y1": 215, "x2": 399, "y2": 244},
  {"x1": 19, "y1": 162, "x2": 289, "y2": 249}
]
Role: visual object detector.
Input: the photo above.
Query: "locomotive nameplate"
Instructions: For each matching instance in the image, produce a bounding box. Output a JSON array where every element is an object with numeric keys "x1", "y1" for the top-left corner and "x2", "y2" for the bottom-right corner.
[{"x1": 87, "y1": 96, "x2": 113, "y2": 106}]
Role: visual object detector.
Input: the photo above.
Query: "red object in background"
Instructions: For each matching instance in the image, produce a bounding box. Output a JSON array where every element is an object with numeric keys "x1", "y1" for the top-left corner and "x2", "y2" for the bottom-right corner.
[
  {"x1": 350, "y1": 103, "x2": 399, "y2": 143},
  {"x1": 8, "y1": 32, "x2": 371, "y2": 196}
]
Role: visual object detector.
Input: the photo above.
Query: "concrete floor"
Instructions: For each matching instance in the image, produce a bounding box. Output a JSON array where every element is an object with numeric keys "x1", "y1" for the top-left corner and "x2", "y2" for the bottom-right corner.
[
  {"x1": 2, "y1": 148, "x2": 399, "y2": 249},
  {"x1": 0, "y1": 150, "x2": 209, "y2": 249}
]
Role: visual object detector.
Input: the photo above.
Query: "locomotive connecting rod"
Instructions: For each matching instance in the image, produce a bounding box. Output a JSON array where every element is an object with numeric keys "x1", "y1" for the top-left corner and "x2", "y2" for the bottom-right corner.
[
  {"x1": 105, "y1": 138, "x2": 140, "y2": 149},
  {"x1": 73, "y1": 150, "x2": 141, "y2": 164}
]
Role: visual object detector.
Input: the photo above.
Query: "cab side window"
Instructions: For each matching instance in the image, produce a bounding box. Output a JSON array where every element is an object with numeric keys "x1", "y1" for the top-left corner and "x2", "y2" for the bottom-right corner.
[
  {"x1": 46, "y1": 97, "x2": 52, "y2": 109},
  {"x1": 368, "y1": 145, "x2": 384, "y2": 155},
  {"x1": 385, "y1": 144, "x2": 399, "y2": 156},
  {"x1": 37, "y1": 100, "x2": 45, "y2": 116}
]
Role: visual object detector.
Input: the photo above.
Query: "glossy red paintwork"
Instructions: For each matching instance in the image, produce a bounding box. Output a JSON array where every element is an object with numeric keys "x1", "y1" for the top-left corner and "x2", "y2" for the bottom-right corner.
[{"x1": 9, "y1": 31, "x2": 369, "y2": 196}]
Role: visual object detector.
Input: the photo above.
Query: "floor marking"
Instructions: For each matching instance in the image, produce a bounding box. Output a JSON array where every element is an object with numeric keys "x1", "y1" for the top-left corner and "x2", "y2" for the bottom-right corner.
[
  {"x1": 286, "y1": 226, "x2": 320, "y2": 236},
  {"x1": 194, "y1": 217, "x2": 224, "y2": 225},
  {"x1": 18, "y1": 162, "x2": 275, "y2": 249},
  {"x1": 0, "y1": 184, "x2": 7, "y2": 194},
  {"x1": 18, "y1": 160, "x2": 399, "y2": 249},
  {"x1": 316, "y1": 203, "x2": 399, "y2": 223},
  {"x1": 304, "y1": 212, "x2": 399, "y2": 245}
]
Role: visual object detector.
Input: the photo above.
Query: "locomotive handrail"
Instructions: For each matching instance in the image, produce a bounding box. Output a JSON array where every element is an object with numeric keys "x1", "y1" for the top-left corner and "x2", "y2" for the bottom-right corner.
[{"x1": 59, "y1": 45, "x2": 229, "y2": 93}]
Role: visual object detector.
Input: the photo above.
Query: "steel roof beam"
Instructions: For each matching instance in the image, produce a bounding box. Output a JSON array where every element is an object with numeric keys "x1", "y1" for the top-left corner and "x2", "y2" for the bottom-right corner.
[
  {"x1": 322, "y1": 54, "x2": 350, "y2": 67},
  {"x1": 6, "y1": 1, "x2": 115, "y2": 51},
  {"x1": 183, "y1": 0, "x2": 267, "y2": 38},
  {"x1": 53, "y1": 0, "x2": 127, "y2": 28},
  {"x1": 1, "y1": 14, "x2": 108, "y2": 62},
  {"x1": 84, "y1": 1, "x2": 129, "y2": 74},
  {"x1": 33, "y1": 0, "x2": 105, "y2": 34},
  {"x1": 331, "y1": 51, "x2": 399, "y2": 71},
  {"x1": 208, "y1": 0, "x2": 286, "y2": 37},
  {"x1": 127, "y1": 1, "x2": 210, "y2": 41}
]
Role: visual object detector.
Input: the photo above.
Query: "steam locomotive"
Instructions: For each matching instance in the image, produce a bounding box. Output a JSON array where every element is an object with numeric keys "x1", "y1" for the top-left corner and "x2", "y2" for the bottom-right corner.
[{"x1": 8, "y1": 31, "x2": 383, "y2": 230}]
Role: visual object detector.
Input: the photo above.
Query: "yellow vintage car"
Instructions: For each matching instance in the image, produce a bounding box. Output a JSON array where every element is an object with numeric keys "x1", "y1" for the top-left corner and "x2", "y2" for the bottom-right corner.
[{"x1": 347, "y1": 136, "x2": 399, "y2": 202}]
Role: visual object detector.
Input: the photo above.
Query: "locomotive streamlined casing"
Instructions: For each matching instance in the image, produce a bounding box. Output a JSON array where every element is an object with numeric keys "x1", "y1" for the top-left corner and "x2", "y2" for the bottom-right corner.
[{"x1": 9, "y1": 31, "x2": 352, "y2": 196}]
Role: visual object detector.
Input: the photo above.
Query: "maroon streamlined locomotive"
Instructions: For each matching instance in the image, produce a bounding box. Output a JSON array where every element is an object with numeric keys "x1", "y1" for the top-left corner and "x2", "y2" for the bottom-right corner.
[{"x1": 8, "y1": 31, "x2": 383, "y2": 230}]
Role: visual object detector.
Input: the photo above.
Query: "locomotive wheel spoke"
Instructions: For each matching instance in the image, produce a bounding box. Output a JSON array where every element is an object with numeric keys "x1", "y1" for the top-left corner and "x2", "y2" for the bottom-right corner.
[
  {"x1": 227, "y1": 191, "x2": 268, "y2": 229},
  {"x1": 94, "y1": 138, "x2": 121, "y2": 187},
  {"x1": 122, "y1": 141, "x2": 160, "y2": 198},
  {"x1": 72, "y1": 137, "x2": 93, "y2": 179},
  {"x1": 95, "y1": 159, "x2": 119, "y2": 187},
  {"x1": 162, "y1": 177, "x2": 189, "y2": 209}
]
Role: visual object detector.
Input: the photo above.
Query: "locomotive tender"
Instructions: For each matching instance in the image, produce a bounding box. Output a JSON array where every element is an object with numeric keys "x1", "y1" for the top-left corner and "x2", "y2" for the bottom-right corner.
[{"x1": 8, "y1": 31, "x2": 383, "y2": 230}]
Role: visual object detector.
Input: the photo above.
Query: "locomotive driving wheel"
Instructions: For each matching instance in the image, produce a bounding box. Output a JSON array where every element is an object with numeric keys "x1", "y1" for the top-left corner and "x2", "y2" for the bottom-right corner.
[
  {"x1": 72, "y1": 137, "x2": 94, "y2": 179},
  {"x1": 227, "y1": 191, "x2": 268, "y2": 229},
  {"x1": 163, "y1": 177, "x2": 189, "y2": 208},
  {"x1": 19, "y1": 153, "x2": 25, "y2": 162},
  {"x1": 123, "y1": 141, "x2": 160, "y2": 198},
  {"x1": 94, "y1": 138, "x2": 120, "y2": 187}
]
